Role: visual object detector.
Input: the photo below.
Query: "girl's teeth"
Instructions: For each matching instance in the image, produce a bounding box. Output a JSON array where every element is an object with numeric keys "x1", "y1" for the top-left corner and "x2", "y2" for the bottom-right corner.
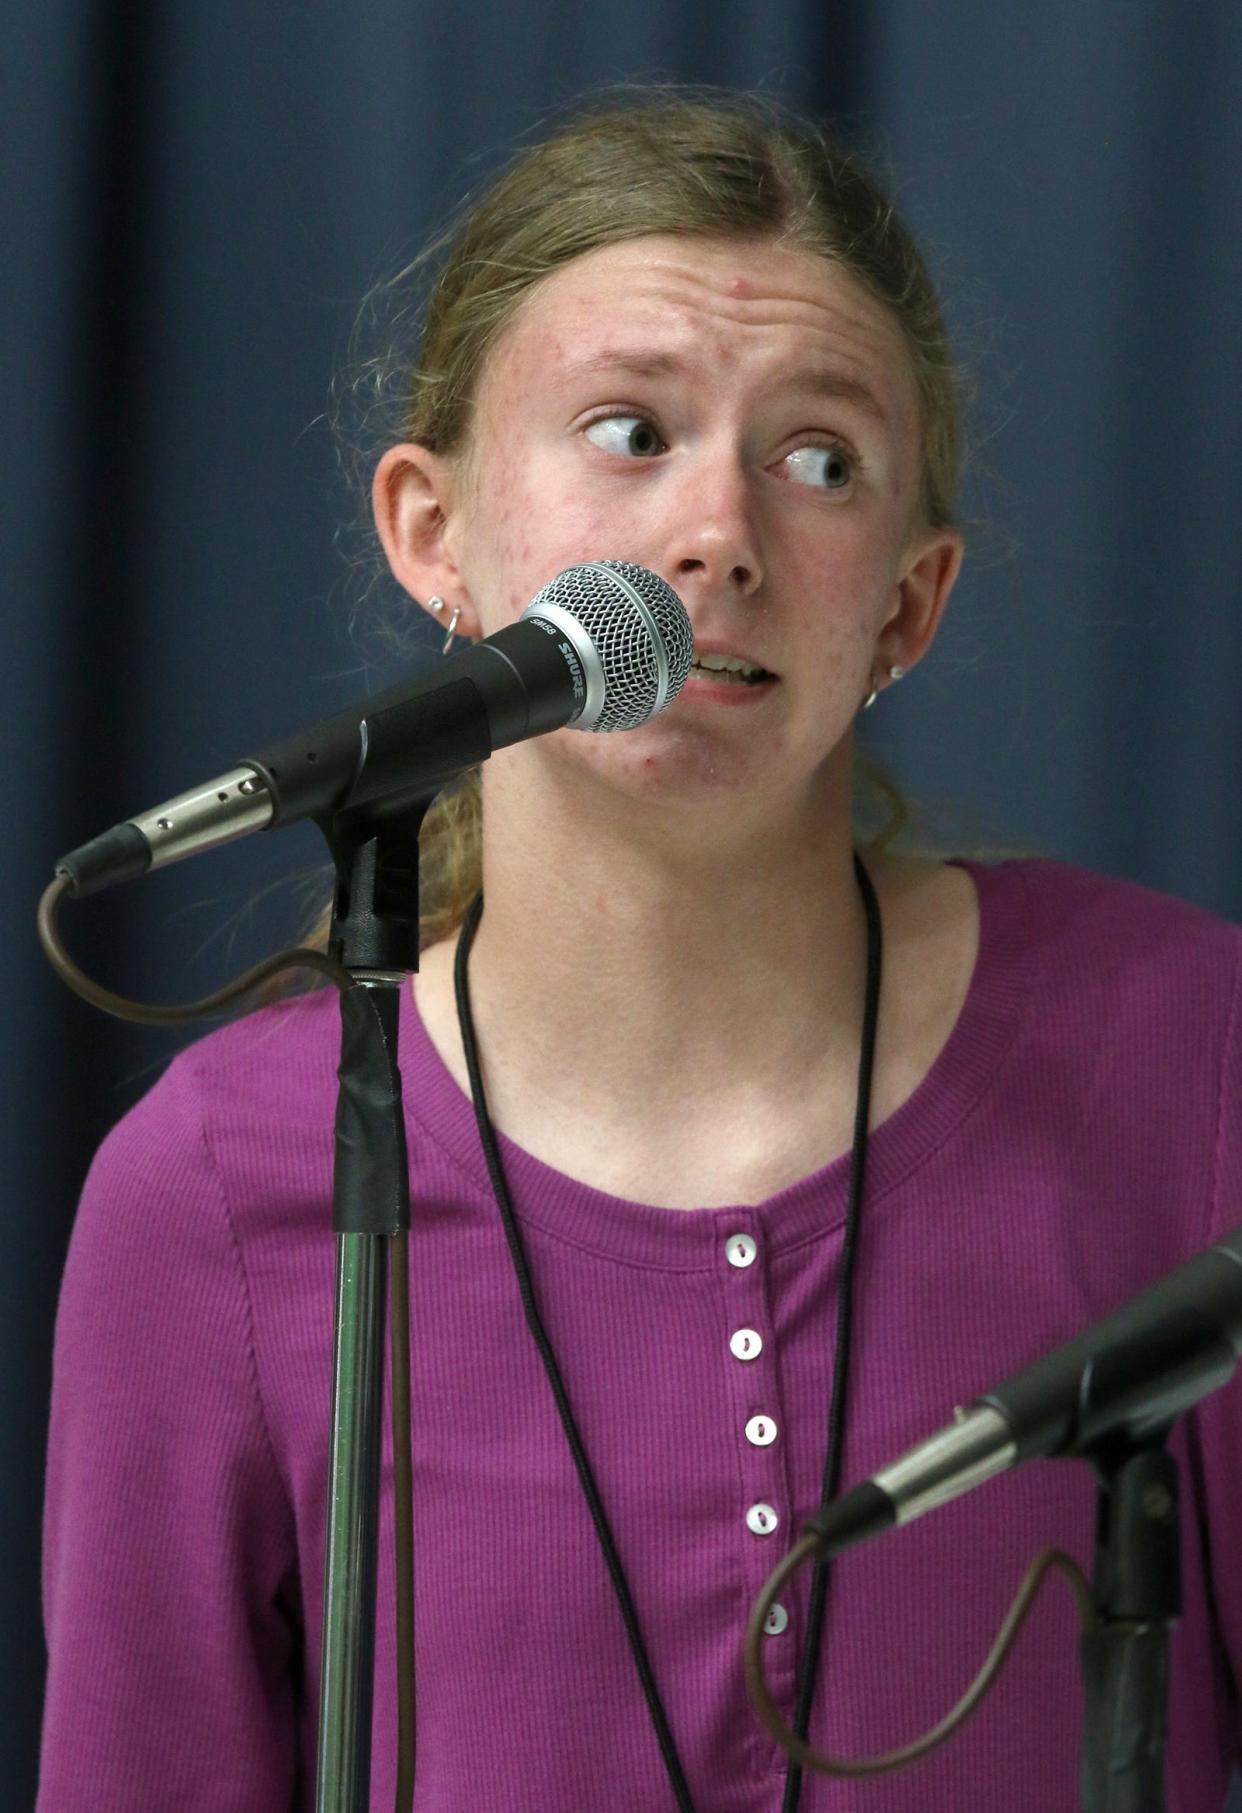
[{"x1": 692, "y1": 659, "x2": 769, "y2": 684}]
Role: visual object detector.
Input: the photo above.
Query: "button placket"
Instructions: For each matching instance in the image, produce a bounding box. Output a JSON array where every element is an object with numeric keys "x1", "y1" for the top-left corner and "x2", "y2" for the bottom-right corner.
[{"x1": 715, "y1": 1213, "x2": 799, "y2": 1710}]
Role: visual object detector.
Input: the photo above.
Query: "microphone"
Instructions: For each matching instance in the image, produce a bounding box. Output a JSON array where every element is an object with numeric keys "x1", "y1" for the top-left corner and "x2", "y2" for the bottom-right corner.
[
  {"x1": 55, "y1": 560, "x2": 693, "y2": 897},
  {"x1": 807, "y1": 1226, "x2": 1242, "y2": 1558}
]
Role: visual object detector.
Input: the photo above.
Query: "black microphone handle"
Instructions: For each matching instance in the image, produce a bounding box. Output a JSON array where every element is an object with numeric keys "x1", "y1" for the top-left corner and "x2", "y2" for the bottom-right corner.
[
  {"x1": 54, "y1": 615, "x2": 589, "y2": 895},
  {"x1": 977, "y1": 1225, "x2": 1242, "y2": 1464},
  {"x1": 250, "y1": 614, "x2": 587, "y2": 826},
  {"x1": 806, "y1": 1225, "x2": 1242, "y2": 1560}
]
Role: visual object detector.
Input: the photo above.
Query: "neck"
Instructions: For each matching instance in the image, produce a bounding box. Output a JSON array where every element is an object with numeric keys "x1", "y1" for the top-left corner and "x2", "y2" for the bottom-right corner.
[
  {"x1": 451, "y1": 743, "x2": 871, "y2": 1117},
  {"x1": 412, "y1": 742, "x2": 980, "y2": 1209}
]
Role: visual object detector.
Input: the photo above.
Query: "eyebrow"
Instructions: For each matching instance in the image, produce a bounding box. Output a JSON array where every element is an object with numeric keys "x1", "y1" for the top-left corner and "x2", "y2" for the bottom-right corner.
[
  {"x1": 558, "y1": 348, "x2": 890, "y2": 425},
  {"x1": 794, "y1": 370, "x2": 890, "y2": 426},
  {"x1": 559, "y1": 350, "x2": 685, "y2": 383}
]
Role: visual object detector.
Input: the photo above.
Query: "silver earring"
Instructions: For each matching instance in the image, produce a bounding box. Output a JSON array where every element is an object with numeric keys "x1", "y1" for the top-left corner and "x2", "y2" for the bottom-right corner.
[
  {"x1": 441, "y1": 604, "x2": 461, "y2": 657},
  {"x1": 862, "y1": 664, "x2": 905, "y2": 712}
]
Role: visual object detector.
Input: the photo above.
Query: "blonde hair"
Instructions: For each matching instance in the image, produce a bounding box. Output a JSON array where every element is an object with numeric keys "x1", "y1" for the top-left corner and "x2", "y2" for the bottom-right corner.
[{"x1": 340, "y1": 88, "x2": 962, "y2": 949}]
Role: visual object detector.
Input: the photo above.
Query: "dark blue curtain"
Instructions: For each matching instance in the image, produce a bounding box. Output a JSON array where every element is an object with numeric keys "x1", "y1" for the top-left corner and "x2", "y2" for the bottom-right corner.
[{"x1": 6, "y1": 5, "x2": 1240, "y2": 1803}]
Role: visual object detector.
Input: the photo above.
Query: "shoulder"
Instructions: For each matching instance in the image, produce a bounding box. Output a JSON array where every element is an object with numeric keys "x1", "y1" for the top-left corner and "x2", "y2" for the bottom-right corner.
[
  {"x1": 81, "y1": 988, "x2": 343, "y2": 1250},
  {"x1": 961, "y1": 857, "x2": 1241, "y2": 1200},
  {"x1": 59, "y1": 992, "x2": 346, "y2": 1429},
  {"x1": 171, "y1": 984, "x2": 344, "y2": 1126},
  {"x1": 135, "y1": 985, "x2": 339, "y2": 1124},
  {"x1": 942, "y1": 859, "x2": 1242, "y2": 1264},
  {"x1": 964, "y1": 854, "x2": 1241, "y2": 994}
]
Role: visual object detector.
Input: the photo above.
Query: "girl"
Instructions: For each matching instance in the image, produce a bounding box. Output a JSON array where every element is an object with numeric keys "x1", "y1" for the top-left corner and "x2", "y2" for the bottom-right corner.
[{"x1": 40, "y1": 92, "x2": 1242, "y2": 1811}]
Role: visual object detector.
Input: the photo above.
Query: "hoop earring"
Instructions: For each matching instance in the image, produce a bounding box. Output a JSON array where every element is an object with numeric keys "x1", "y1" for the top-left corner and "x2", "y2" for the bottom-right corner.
[
  {"x1": 441, "y1": 604, "x2": 461, "y2": 657},
  {"x1": 862, "y1": 664, "x2": 906, "y2": 712}
]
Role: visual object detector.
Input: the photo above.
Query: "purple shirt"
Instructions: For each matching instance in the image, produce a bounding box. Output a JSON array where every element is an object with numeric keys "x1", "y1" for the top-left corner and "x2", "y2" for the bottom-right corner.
[{"x1": 40, "y1": 859, "x2": 1242, "y2": 1810}]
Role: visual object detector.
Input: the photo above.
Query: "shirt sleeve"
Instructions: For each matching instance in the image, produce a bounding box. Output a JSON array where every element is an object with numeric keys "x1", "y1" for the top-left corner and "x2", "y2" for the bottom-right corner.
[
  {"x1": 38, "y1": 1055, "x2": 302, "y2": 1813},
  {"x1": 1189, "y1": 922, "x2": 1242, "y2": 1753}
]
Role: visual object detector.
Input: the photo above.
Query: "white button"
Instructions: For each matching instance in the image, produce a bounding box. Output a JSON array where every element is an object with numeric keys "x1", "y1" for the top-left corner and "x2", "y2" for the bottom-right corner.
[
  {"x1": 725, "y1": 1327, "x2": 765, "y2": 1356},
  {"x1": 729, "y1": 1327, "x2": 763, "y2": 1362},
  {"x1": 746, "y1": 1502, "x2": 779, "y2": 1536},
  {"x1": 745, "y1": 1414, "x2": 778, "y2": 1447},
  {"x1": 726, "y1": 1233, "x2": 757, "y2": 1269},
  {"x1": 764, "y1": 1603, "x2": 789, "y2": 1636}
]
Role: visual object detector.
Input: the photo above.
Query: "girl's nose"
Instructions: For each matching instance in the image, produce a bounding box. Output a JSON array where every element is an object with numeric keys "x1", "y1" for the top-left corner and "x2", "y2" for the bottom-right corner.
[{"x1": 666, "y1": 451, "x2": 764, "y2": 597}]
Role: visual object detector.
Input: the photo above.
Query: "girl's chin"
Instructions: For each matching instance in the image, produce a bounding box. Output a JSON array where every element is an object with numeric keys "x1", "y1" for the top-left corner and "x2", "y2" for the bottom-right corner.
[{"x1": 536, "y1": 718, "x2": 849, "y2": 811}]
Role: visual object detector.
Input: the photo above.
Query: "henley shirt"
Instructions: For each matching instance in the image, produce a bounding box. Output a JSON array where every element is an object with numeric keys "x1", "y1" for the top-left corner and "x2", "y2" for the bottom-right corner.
[{"x1": 39, "y1": 858, "x2": 1242, "y2": 1811}]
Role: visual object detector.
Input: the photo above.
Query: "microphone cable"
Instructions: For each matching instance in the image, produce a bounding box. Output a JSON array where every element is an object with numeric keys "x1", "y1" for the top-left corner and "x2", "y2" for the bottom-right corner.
[
  {"x1": 746, "y1": 1534, "x2": 1095, "y2": 1777},
  {"x1": 38, "y1": 870, "x2": 353, "y2": 1021}
]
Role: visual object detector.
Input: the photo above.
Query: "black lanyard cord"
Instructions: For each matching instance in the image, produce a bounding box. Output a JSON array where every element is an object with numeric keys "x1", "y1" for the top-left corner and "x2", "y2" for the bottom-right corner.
[
  {"x1": 454, "y1": 897, "x2": 697, "y2": 1811},
  {"x1": 781, "y1": 851, "x2": 881, "y2": 1813},
  {"x1": 453, "y1": 851, "x2": 881, "y2": 1812}
]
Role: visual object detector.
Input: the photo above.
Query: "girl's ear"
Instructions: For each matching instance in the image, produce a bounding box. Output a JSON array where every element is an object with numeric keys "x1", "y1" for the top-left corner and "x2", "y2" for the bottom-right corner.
[
  {"x1": 371, "y1": 443, "x2": 482, "y2": 637},
  {"x1": 875, "y1": 526, "x2": 965, "y2": 679}
]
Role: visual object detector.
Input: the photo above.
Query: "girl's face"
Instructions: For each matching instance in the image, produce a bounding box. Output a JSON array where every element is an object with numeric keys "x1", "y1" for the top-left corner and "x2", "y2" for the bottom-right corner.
[{"x1": 411, "y1": 233, "x2": 961, "y2": 812}]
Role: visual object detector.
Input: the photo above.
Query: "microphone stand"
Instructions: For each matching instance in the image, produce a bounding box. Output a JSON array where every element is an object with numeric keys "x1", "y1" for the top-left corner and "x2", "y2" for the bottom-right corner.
[
  {"x1": 1079, "y1": 1438, "x2": 1180, "y2": 1813},
  {"x1": 1070, "y1": 1300, "x2": 1238, "y2": 1811},
  {"x1": 314, "y1": 799, "x2": 428, "y2": 1813}
]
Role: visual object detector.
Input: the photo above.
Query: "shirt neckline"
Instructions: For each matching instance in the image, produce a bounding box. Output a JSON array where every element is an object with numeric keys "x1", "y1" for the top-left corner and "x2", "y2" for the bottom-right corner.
[{"x1": 397, "y1": 858, "x2": 1035, "y2": 1270}]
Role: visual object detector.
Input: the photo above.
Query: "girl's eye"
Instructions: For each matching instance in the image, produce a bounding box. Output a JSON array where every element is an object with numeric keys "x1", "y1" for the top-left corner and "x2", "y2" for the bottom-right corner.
[
  {"x1": 782, "y1": 445, "x2": 855, "y2": 490},
  {"x1": 583, "y1": 415, "x2": 666, "y2": 458}
]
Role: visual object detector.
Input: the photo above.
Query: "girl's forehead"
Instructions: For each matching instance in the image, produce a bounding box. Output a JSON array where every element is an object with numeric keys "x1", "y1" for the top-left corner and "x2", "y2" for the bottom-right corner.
[
  {"x1": 478, "y1": 234, "x2": 919, "y2": 431},
  {"x1": 513, "y1": 233, "x2": 900, "y2": 339}
]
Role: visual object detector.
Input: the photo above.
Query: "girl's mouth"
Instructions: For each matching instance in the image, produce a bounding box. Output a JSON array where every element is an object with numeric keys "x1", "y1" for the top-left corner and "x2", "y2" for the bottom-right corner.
[{"x1": 689, "y1": 654, "x2": 776, "y2": 686}]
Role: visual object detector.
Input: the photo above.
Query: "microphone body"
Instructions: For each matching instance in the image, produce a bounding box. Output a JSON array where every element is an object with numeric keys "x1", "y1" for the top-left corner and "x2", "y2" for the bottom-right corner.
[
  {"x1": 252, "y1": 610, "x2": 591, "y2": 824},
  {"x1": 56, "y1": 561, "x2": 692, "y2": 897},
  {"x1": 810, "y1": 1226, "x2": 1242, "y2": 1556}
]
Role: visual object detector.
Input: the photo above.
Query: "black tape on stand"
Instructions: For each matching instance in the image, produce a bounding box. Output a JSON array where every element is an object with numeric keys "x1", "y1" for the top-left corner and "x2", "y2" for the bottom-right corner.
[{"x1": 332, "y1": 985, "x2": 410, "y2": 1235}]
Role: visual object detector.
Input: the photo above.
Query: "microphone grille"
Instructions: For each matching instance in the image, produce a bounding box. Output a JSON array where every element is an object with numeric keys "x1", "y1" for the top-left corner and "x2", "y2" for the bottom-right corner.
[{"x1": 528, "y1": 560, "x2": 693, "y2": 732}]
